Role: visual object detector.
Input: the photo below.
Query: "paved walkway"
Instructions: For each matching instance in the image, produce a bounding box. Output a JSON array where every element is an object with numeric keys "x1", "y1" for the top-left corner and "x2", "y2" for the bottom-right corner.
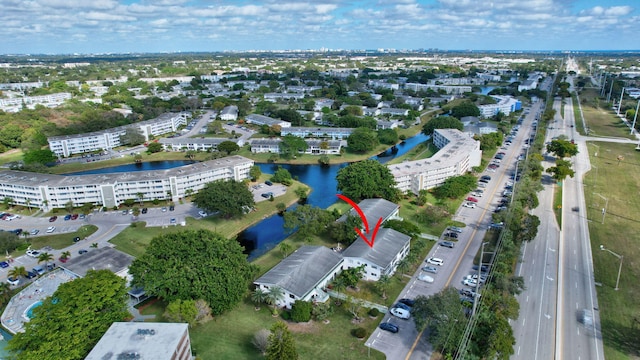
[{"x1": 326, "y1": 290, "x2": 388, "y2": 313}]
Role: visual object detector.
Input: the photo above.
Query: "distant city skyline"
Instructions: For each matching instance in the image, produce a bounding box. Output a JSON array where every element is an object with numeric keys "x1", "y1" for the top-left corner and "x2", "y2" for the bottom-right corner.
[{"x1": 2, "y1": 0, "x2": 638, "y2": 55}]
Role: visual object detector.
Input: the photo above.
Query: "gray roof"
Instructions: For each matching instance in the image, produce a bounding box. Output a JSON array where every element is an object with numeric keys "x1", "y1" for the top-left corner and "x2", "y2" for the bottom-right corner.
[
  {"x1": 60, "y1": 247, "x2": 134, "y2": 278},
  {"x1": 220, "y1": 105, "x2": 238, "y2": 115},
  {"x1": 342, "y1": 228, "x2": 410, "y2": 268},
  {"x1": 338, "y1": 198, "x2": 400, "y2": 229},
  {"x1": 159, "y1": 137, "x2": 242, "y2": 146},
  {"x1": 85, "y1": 322, "x2": 189, "y2": 360},
  {"x1": 245, "y1": 114, "x2": 287, "y2": 126},
  {"x1": 254, "y1": 246, "x2": 343, "y2": 298}
]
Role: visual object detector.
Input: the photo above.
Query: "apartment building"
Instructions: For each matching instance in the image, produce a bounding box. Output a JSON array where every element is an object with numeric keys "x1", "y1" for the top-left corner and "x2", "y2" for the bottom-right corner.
[
  {"x1": 478, "y1": 95, "x2": 522, "y2": 118},
  {"x1": 48, "y1": 113, "x2": 188, "y2": 157},
  {"x1": 86, "y1": 323, "x2": 192, "y2": 360},
  {"x1": 0, "y1": 92, "x2": 72, "y2": 113},
  {"x1": 404, "y1": 83, "x2": 472, "y2": 95},
  {"x1": 389, "y1": 129, "x2": 481, "y2": 195},
  {"x1": 280, "y1": 127, "x2": 354, "y2": 140},
  {"x1": 0, "y1": 155, "x2": 253, "y2": 210},
  {"x1": 159, "y1": 137, "x2": 244, "y2": 152}
]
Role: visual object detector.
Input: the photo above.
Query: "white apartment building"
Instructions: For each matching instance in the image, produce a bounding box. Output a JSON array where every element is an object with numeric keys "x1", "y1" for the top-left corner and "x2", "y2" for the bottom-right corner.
[
  {"x1": 404, "y1": 83, "x2": 472, "y2": 95},
  {"x1": 159, "y1": 137, "x2": 244, "y2": 152},
  {"x1": 249, "y1": 138, "x2": 344, "y2": 155},
  {"x1": 48, "y1": 113, "x2": 188, "y2": 157},
  {"x1": 389, "y1": 128, "x2": 482, "y2": 195},
  {"x1": 219, "y1": 105, "x2": 238, "y2": 121},
  {"x1": 244, "y1": 114, "x2": 291, "y2": 128},
  {"x1": 0, "y1": 155, "x2": 253, "y2": 210},
  {"x1": 0, "y1": 92, "x2": 72, "y2": 113},
  {"x1": 280, "y1": 127, "x2": 354, "y2": 140},
  {"x1": 478, "y1": 95, "x2": 522, "y2": 118}
]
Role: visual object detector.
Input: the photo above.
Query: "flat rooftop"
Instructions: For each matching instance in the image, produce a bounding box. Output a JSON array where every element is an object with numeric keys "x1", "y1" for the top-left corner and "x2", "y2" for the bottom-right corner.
[{"x1": 61, "y1": 247, "x2": 134, "y2": 278}]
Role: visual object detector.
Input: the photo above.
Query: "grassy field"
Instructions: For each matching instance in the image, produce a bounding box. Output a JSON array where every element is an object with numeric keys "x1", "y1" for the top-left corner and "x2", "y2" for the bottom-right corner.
[
  {"x1": 553, "y1": 183, "x2": 563, "y2": 228},
  {"x1": 387, "y1": 141, "x2": 436, "y2": 165},
  {"x1": 572, "y1": 93, "x2": 587, "y2": 136},
  {"x1": 25, "y1": 225, "x2": 98, "y2": 251},
  {"x1": 579, "y1": 88, "x2": 636, "y2": 139},
  {"x1": 0, "y1": 149, "x2": 24, "y2": 165},
  {"x1": 584, "y1": 141, "x2": 640, "y2": 359}
]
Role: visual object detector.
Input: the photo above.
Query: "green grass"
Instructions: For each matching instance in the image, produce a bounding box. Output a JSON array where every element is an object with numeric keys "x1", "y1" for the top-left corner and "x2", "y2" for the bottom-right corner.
[
  {"x1": 188, "y1": 297, "x2": 385, "y2": 360},
  {"x1": 553, "y1": 182, "x2": 563, "y2": 228},
  {"x1": 387, "y1": 141, "x2": 436, "y2": 165},
  {"x1": 572, "y1": 93, "x2": 587, "y2": 136},
  {"x1": 584, "y1": 142, "x2": 640, "y2": 359},
  {"x1": 28, "y1": 225, "x2": 98, "y2": 251},
  {"x1": 579, "y1": 88, "x2": 636, "y2": 139},
  {"x1": 0, "y1": 148, "x2": 24, "y2": 165}
]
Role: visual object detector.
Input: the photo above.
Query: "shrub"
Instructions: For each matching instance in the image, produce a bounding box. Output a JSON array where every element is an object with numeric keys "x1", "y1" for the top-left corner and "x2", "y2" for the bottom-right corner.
[
  {"x1": 291, "y1": 300, "x2": 312, "y2": 322},
  {"x1": 280, "y1": 310, "x2": 291, "y2": 321},
  {"x1": 252, "y1": 329, "x2": 270, "y2": 355},
  {"x1": 368, "y1": 308, "x2": 380, "y2": 317},
  {"x1": 352, "y1": 327, "x2": 367, "y2": 339}
]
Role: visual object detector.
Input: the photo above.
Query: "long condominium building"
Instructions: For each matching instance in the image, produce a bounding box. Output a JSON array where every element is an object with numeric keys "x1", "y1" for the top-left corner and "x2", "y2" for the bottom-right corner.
[
  {"x1": 389, "y1": 128, "x2": 481, "y2": 195},
  {"x1": 0, "y1": 155, "x2": 253, "y2": 210},
  {"x1": 48, "y1": 112, "x2": 189, "y2": 157}
]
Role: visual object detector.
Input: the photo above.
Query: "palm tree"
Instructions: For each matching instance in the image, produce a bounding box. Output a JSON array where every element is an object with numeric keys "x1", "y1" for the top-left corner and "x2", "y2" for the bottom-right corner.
[
  {"x1": 61, "y1": 251, "x2": 71, "y2": 260},
  {"x1": 375, "y1": 275, "x2": 391, "y2": 300},
  {"x1": 166, "y1": 191, "x2": 172, "y2": 204},
  {"x1": 37, "y1": 252, "x2": 54, "y2": 268},
  {"x1": 3, "y1": 197, "x2": 13, "y2": 210},
  {"x1": 185, "y1": 189, "x2": 194, "y2": 199},
  {"x1": 331, "y1": 277, "x2": 347, "y2": 294},
  {"x1": 251, "y1": 288, "x2": 268, "y2": 309},
  {"x1": 185, "y1": 150, "x2": 196, "y2": 160},
  {"x1": 25, "y1": 198, "x2": 32, "y2": 214},
  {"x1": 278, "y1": 242, "x2": 292, "y2": 259},
  {"x1": 134, "y1": 154, "x2": 143, "y2": 163},
  {"x1": 136, "y1": 192, "x2": 144, "y2": 206},
  {"x1": 396, "y1": 258, "x2": 410, "y2": 276},
  {"x1": 265, "y1": 286, "x2": 284, "y2": 314},
  {"x1": 8, "y1": 266, "x2": 28, "y2": 279}
]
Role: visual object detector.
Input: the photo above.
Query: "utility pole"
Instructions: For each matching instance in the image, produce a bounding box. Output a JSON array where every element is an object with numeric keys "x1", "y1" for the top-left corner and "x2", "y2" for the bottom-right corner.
[
  {"x1": 607, "y1": 78, "x2": 614, "y2": 103},
  {"x1": 631, "y1": 100, "x2": 640, "y2": 135},
  {"x1": 617, "y1": 87, "x2": 625, "y2": 116}
]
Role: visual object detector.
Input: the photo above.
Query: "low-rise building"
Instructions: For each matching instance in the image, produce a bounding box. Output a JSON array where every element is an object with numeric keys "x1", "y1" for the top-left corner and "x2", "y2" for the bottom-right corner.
[
  {"x1": 342, "y1": 228, "x2": 411, "y2": 281},
  {"x1": 245, "y1": 114, "x2": 291, "y2": 128},
  {"x1": 86, "y1": 322, "x2": 193, "y2": 360},
  {"x1": 280, "y1": 127, "x2": 354, "y2": 140},
  {"x1": 249, "y1": 138, "x2": 343, "y2": 155},
  {"x1": 0, "y1": 155, "x2": 253, "y2": 210},
  {"x1": 478, "y1": 95, "x2": 522, "y2": 118},
  {"x1": 159, "y1": 137, "x2": 244, "y2": 152},
  {"x1": 219, "y1": 105, "x2": 239, "y2": 121},
  {"x1": 389, "y1": 129, "x2": 482, "y2": 195},
  {"x1": 254, "y1": 246, "x2": 343, "y2": 309}
]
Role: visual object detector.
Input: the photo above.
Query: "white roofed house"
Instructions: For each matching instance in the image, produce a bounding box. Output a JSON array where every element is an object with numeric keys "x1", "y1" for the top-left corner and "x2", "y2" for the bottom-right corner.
[
  {"x1": 219, "y1": 105, "x2": 238, "y2": 121},
  {"x1": 254, "y1": 246, "x2": 344, "y2": 309},
  {"x1": 245, "y1": 114, "x2": 291, "y2": 128},
  {"x1": 342, "y1": 228, "x2": 411, "y2": 281}
]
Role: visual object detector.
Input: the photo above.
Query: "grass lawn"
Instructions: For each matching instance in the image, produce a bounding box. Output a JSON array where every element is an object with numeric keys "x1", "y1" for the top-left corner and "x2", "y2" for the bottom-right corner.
[
  {"x1": 579, "y1": 88, "x2": 636, "y2": 139},
  {"x1": 28, "y1": 225, "x2": 98, "y2": 251},
  {"x1": 0, "y1": 148, "x2": 24, "y2": 165},
  {"x1": 572, "y1": 93, "x2": 587, "y2": 136},
  {"x1": 553, "y1": 182, "x2": 563, "y2": 228},
  {"x1": 186, "y1": 297, "x2": 385, "y2": 360},
  {"x1": 387, "y1": 141, "x2": 436, "y2": 165},
  {"x1": 584, "y1": 142, "x2": 640, "y2": 359}
]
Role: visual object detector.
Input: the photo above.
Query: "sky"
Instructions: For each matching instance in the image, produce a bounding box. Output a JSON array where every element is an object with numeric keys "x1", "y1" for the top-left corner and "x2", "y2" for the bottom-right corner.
[{"x1": 2, "y1": 0, "x2": 638, "y2": 54}]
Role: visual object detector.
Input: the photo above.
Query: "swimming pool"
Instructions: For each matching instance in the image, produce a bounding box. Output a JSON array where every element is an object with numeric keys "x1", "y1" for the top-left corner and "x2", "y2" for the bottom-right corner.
[{"x1": 25, "y1": 301, "x2": 43, "y2": 320}]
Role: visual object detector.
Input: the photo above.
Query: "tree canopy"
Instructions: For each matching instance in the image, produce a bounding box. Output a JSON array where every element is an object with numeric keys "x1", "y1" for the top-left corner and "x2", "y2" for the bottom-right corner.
[
  {"x1": 432, "y1": 174, "x2": 478, "y2": 199},
  {"x1": 193, "y1": 179, "x2": 255, "y2": 218},
  {"x1": 22, "y1": 149, "x2": 57, "y2": 165},
  {"x1": 546, "y1": 159, "x2": 575, "y2": 181},
  {"x1": 449, "y1": 100, "x2": 480, "y2": 119},
  {"x1": 279, "y1": 134, "x2": 308, "y2": 159},
  {"x1": 119, "y1": 127, "x2": 145, "y2": 146},
  {"x1": 283, "y1": 205, "x2": 334, "y2": 236},
  {"x1": 146, "y1": 141, "x2": 163, "y2": 153},
  {"x1": 377, "y1": 128, "x2": 399, "y2": 145},
  {"x1": 217, "y1": 140, "x2": 240, "y2": 155},
  {"x1": 347, "y1": 127, "x2": 379, "y2": 153},
  {"x1": 265, "y1": 321, "x2": 299, "y2": 360},
  {"x1": 336, "y1": 160, "x2": 400, "y2": 202},
  {"x1": 8, "y1": 270, "x2": 129, "y2": 360},
  {"x1": 271, "y1": 166, "x2": 293, "y2": 186},
  {"x1": 129, "y1": 229, "x2": 257, "y2": 315},
  {"x1": 546, "y1": 139, "x2": 578, "y2": 158},
  {"x1": 421, "y1": 116, "x2": 464, "y2": 136}
]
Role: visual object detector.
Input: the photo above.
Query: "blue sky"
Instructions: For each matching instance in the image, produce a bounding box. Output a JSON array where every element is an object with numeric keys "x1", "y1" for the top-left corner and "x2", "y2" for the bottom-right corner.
[{"x1": 2, "y1": 0, "x2": 638, "y2": 54}]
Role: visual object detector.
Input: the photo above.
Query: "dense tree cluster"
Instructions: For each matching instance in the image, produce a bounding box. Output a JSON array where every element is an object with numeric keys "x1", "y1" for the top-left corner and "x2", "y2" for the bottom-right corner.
[
  {"x1": 193, "y1": 179, "x2": 255, "y2": 218},
  {"x1": 347, "y1": 127, "x2": 379, "y2": 152},
  {"x1": 336, "y1": 160, "x2": 400, "y2": 202},
  {"x1": 421, "y1": 116, "x2": 464, "y2": 136},
  {"x1": 129, "y1": 229, "x2": 257, "y2": 315}
]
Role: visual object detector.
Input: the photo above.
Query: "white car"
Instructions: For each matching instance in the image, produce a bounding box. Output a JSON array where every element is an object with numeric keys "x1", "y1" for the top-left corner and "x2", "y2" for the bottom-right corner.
[
  {"x1": 462, "y1": 278, "x2": 478, "y2": 287},
  {"x1": 418, "y1": 274, "x2": 435, "y2": 283},
  {"x1": 26, "y1": 249, "x2": 40, "y2": 258},
  {"x1": 427, "y1": 257, "x2": 444, "y2": 266},
  {"x1": 46, "y1": 226, "x2": 56, "y2": 233},
  {"x1": 462, "y1": 202, "x2": 477, "y2": 209},
  {"x1": 390, "y1": 307, "x2": 410, "y2": 320},
  {"x1": 7, "y1": 277, "x2": 19, "y2": 286},
  {"x1": 198, "y1": 211, "x2": 207, "y2": 217}
]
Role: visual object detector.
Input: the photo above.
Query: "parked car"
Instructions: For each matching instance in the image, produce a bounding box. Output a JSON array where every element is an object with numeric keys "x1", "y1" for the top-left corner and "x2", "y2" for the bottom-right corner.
[
  {"x1": 427, "y1": 257, "x2": 444, "y2": 266},
  {"x1": 64, "y1": 214, "x2": 72, "y2": 221},
  {"x1": 121, "y1": 210, "x2": 128, "y2": 215},
  {"x1": 33, "y1": 266, "x2": 45, "y2": 275},
  {"x1": 46, "y1": 226, "x2": 56, "y2": 233},
  {"x1": 161, "y1": 207, "x2": 167, "y2": 212},
  {"x1": 73, "y1": 236, "x2": 81, "y2": 243},
  {"x1": 462, "y1": 202, "x2": 477, "y2": 209},
  {"x1": 169, "y1": 205, "x2": 175, "y2": 211},
  {"x1": 26, "y1": 249, "x2": 40, "y2": 258},
  {"x1": 71, "y1": 213, "x2": 79, "y2": 220},
  {"x1": 448, "y1": 226, "x2": 463, "y2": 233},
  {"x1": 141, "y1": 208, "x2": 148, "y2": 214},
  {"x1": 198, "y1": 211, "x2": 207, "y2": 217},
  {"x1": 78, "y1": 249, "x2": 88, "y2": 255},
  {"x1": 79, "y1": 214, "x2": 86, "y2": 220},
  {"x1": 0, "y1": 261, "x2": 9, "y2": 268},
  {"x1": 422, "y1": 266, "x2": 438, "y2": 274},
  {"x1": 444, "y1": 232, "x2": 458, "y2": 239},
  {"x1": 29, "y1": 229, "x2": 39, "y2": 235},
  {"x1": 462, "y1": 278, "x2": 478, "y2": 287},
  {"x1": 440, "y1": 241, "x2": 455, "y2": 248},
  {"x1": 265, "y1": 180, "x2": 273, "y2": 186},
  {"x1": 418, "y1": 273, "x2": 435, "y2": 283},
  {"x1": 49, "y1": 216, "x2": 57, "y2": 222},
  {"x1": 25, "y1": 270, "x2": 38, "y2": 279},
  {"x1": 59, "y1": 257, "x2": 69, "y2": 263},
  {"x1": 398, "y1": 298, "x2": 415, "y2": 307},
  {"x1": 393, "y1": 302, "x2": 411, "y2": 311},
  {"x1": 7, "y1": 277, "x2": 19, "y2": 286},
  {"x1": 480, "y1": 175, "x2": 492, "y2": 181},
  {"x1": 390, "y1": 307, "x2": 411, "y2": 320},
  {"x1": 379, "y1": 322, "x2": 399, "y2": 333}
]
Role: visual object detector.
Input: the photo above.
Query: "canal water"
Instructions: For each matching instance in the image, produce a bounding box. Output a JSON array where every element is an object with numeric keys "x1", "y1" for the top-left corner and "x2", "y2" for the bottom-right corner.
[{"x1": 67, "y1": 133, "x2": 430, "y2": 259}]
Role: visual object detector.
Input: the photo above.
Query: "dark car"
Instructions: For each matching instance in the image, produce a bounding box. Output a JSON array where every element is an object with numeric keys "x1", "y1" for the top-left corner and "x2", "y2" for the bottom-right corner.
[
  {"x1": 64, "y1": 214, "x2": 72, "y2": 221},
  {"x1": 265, "y1": 180, "x2": 273, "y2": 186},
  {"x1": 141, "y1": 208, "x2": 148, "y2": 214},
  {"x1": 398, "y1": 298, "x2": 415, "y2": 307},
  {"x1": 25, "y1": 271, "x2": 38, "y2": 279},
  {"x1": 379, "y1": 322, "x2": 399, "y2": 333},
  {"x1": 444, "y1": 232, "x2": 458, "y2": 239},
  {"x1": 78, "y1": 249, "x2": 88, "y2": 255},
  {"x1": 49, "y1": 216, "x2": 58, "y2": 222},
  {"x1": 10, "y1": 228, "x2": 23, "y2": 236},
  {"x1": 0, "y1": 261, "x2": 9, "y2": 268},
  {"x1": 46, "y1": 263, "x2": 56, "y2": 271},
  {"x1": 71, "y1": 213, "x2": 79, "y2": 220},
  {"x1": 169, "y1": 205, "x2": 175, "y2": 211},
  {"x1": 73, "y1": 236, "x2": 81, "y2": 243},
  {"x1": 440, "y1": 241, "x2": 455, "y2": 248},
  {"x1": 393, "y1": 302, "x2": 411, "y2": 311}
]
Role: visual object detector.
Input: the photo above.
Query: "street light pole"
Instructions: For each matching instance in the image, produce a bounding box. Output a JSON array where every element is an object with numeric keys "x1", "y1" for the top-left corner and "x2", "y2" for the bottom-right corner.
[
  {"x1": 472, "y1": 242, "x2": 488, "y2": 317},
  {"x1": 631, "y1": 99, "x2": 640, "y2": 135},
  {"x1": 593, "y1": 192, "x2": 609, "y2": 224},
  {"x1": 600, "y1": 245, "x2": 623, "y2": 290},
  {"x1": 617, "y1": 87, "x2": 625, "y2": 116}
]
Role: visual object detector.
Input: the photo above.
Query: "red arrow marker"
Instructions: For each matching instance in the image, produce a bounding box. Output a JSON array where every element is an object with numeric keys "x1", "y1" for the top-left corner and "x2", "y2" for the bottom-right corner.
[{"x1": 337, "y1": 194, "x2": 383, "y2": 248}]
